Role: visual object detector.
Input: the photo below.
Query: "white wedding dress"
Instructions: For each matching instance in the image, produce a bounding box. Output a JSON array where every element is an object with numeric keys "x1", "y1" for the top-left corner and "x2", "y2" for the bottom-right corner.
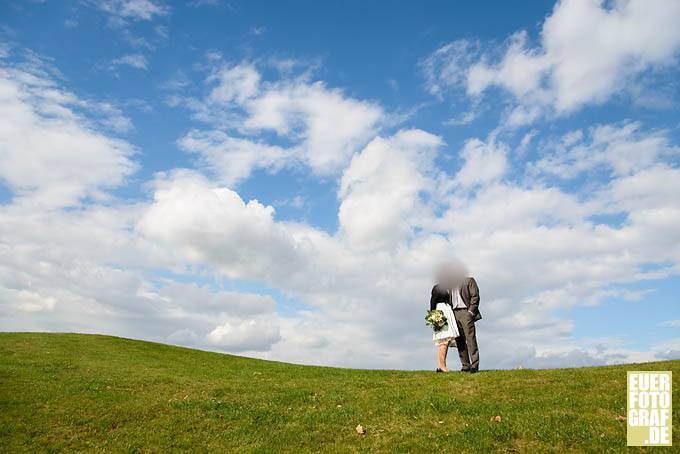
[{"x1": 432, "y1": 302, "x2": 459, "y2": 345}]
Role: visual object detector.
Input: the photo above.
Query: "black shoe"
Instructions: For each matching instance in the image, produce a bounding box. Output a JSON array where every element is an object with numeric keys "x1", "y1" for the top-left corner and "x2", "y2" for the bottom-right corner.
[
  {"x1": 469, "y1": 368, "x2": 478, "y2": 373},
  {"x1": 436, "y1": 368, "x2": 443, "y2": 373},
  {"x1": 460, "y1": 368, "x2": 471, "y2": 372}
]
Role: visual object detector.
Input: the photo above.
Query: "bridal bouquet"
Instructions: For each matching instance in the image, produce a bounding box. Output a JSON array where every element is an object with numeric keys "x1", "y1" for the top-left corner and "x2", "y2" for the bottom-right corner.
[{"x1": 425, "y1": 309, "x2": 448, "y2": 332}]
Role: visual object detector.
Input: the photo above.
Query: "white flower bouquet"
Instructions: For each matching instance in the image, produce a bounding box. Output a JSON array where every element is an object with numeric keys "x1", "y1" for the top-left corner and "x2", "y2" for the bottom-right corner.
[{"x1": 425, "y1": 309, "x2": 448, "y2": 332}]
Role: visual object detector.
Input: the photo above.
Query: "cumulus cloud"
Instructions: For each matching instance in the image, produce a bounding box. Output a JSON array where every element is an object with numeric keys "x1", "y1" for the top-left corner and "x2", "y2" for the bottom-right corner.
[
  {"x1": 424, "y1": 0, "x2": 680, "y2": 124},
  {"x1": 338, "y1": 129, "x2": 443, "y2": 251},
  {"x1": 0, "y1": 195, "x2": 285, "y2": 354},
  {"x1": 208, "y1": 63, "x2": 260, "y2": 104},
  {"x1": 132, "y1": 120, "x2": 680, "y2": 368},
  {"x1": 3, "y1": 289, "x2": 57, "y2": 313},
  {"x1": 136, "y1": 170, "x2": 312, "y2": 282},
  {"x1": 5, "y1": 115, "x2": 677, "y2": 368},
  {"x1": 0, "y1": 52, "x2": 281, "y2": 355},
  {"x1": 0, "y1": 62, "x2": 136, "y2": 208},
  {"x1": 158, "y1": 282, "x2": 277, "y2": 317},
  {"x1": 207, "y1": 318, "x2": 281, "y2": 352},
  {"x1": 244, "y1": 79, "x2": 383, "y2": 174},
  {"x1": 2, "y1": 40, "x2": 679, "y2": 369},
  {"x1": 453, "y1": 137, "x2": 508, "y2": 188},
  {"x1": 178, "y1": 130, "x2": 288, "y2": 186},
  {"x1": 174, "y1": 61, "x2": 384, "y2": 183},
  {"x1": 158, "y1": 283, "x2": 281, "y2": 352}
]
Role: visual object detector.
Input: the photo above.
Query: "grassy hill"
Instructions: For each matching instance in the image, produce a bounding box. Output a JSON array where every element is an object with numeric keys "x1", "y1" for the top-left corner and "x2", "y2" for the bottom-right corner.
[{"x1": 0, "y1": 333, "x2": 677, "y2": 452}]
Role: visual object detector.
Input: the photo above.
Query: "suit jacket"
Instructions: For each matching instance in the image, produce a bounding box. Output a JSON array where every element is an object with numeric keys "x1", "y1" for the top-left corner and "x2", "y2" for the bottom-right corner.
[{"x1": 429, "y1": 277, "x2": 482, "y2": 321}]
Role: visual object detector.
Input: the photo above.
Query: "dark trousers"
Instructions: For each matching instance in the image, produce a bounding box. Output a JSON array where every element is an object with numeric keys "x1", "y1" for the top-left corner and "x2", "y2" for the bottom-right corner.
[{"x1": 453, "y1": 309, "x2": 479, "y2": 370}]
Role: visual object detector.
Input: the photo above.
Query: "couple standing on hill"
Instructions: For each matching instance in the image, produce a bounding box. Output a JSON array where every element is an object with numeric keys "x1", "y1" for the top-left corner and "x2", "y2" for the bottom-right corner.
[{"x1": 429, "y1": 261, "x2": 481, "y2": 373}]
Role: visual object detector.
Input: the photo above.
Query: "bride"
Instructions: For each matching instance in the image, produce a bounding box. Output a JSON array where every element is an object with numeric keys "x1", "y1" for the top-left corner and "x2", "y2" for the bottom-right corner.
[{"x1": 429, "y1": 266, "x2": 461, "y2": 372}]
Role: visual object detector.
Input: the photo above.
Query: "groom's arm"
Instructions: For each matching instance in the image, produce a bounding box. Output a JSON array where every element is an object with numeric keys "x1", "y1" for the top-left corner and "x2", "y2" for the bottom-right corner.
[{"x1": 468, "y1": 278, "x2": 480, "y2": 315}]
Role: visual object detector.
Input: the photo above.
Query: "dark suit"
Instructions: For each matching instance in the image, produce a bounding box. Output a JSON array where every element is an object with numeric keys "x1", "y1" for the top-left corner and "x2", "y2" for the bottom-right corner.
[
  {"x1": 430, "y1": 277, "x2": 481, "y2": 370},
  {"x1": 429, "y1": 278, "x2": 481, "y2": 319}
]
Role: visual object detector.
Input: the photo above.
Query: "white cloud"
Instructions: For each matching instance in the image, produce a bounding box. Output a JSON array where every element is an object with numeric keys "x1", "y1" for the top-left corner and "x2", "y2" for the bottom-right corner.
[
  {"x1": 434, "y1": 183, "x2": 590, "y2": 237},
  {"x1": 525, "y1": 336, "x2": 680, "y2": 368},
  {"x1": 158, "y1": 282, "x2": 277, "y2": 317},
  {"x1": 0, "y1": 43, "x2": 11, "y2": 59},
  {"x1": 421, "y1": 39, "x2": 480, "y2": 98},
  {"x1": 160, "y1": 70, "x2": 192, "y2": 91},
  {"x1": 454, "y1": 137, "x2": 508, "y2": 188},
  {"x1": 443, "y1": 110, "x2": 476, "y2": 126},
  {"x1": 159, "y1": 282, "x2": 281, "y2": 352},
  {"x1": 602, "y1": 165, "x2": 680, "y2": 214},
  {"x1": 87, "y1": 0, "x2": 169, "y2": 22},
  {"x1": 1, "y1": 45, "x2": 678, "y2": 370},
  {"x1": 176, "y1": 61, "x2": 385, "y2": 181},
  {"x1": 0, "y1": 63, "x2": 136, "y2": 208},
  {"x1": 3, "y1": 289, "x2": 57, "y2": 313},
  {"x1": 243, "y1": 79, "x2": 384, "y2": 175},
  {"x1": 338, "y1": 129, "x2": 442, "y2": 251},
  {"x1": 83, "y1": 100, "x2": 134, "y2": 133},
  {"x1": 517, "y1": 130, "x2": 537, "y2": 155},
  {"x1": 207, "y1": 318, "x2": 281, "y2": 352},
  {"x1": 4, "y1": 123, "x2": 679, "y2": 368},
  {"x1": 136, "y1": 170, "x2": 312, "y2": 282},
  {"x1": 652, "y1": 338, "x2": 680, "y2": 360},
  {"x1": 208, "y1": 63, "x2": 260, "y2": 104},
  {"x1": 467, "y1": 30, "x2": 550, "y2": 100},
  {"x1": 659, "y1": 320, "x2": 680, "y2": 328},
  {"x1": 187, "y1": 0, "x2": 221, "y2": 7},
  {"x1": 0, "y1": 199, "x2": 285, "y2": 353},
  {"x1": 425, "y1": 0, "x2": 680, "y2": 123},
  {"x1": 539, "y1": 0, "x2": 680, "y2": 113},
  {"x1": 178, "y1": 130, "x2": 289, "y2": 186},
  {"x1": 531, "y1": 122, "x2": 678, "y2": 179},
  {"x1": 110, "y1": 54, "x2": 148, "y2": 70},
  {"x1": 131, "y1": 124, "x2": 680, "y2": 369}
]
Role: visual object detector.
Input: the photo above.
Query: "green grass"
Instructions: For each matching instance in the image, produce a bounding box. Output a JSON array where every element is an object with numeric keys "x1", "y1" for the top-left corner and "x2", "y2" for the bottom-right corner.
[{"x1": 0, "y1": 333, "x2": 677, "y2": 452}]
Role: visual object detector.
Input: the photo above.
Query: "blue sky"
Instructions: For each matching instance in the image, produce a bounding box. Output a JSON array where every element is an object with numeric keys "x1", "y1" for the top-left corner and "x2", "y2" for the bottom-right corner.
[{"x1": 0, "y1": 0, "x2": 679, "y2": 369}]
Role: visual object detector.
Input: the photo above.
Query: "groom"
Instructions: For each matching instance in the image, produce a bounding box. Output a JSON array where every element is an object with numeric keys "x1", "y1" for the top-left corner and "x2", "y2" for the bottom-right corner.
[{"x1": 451, "y1": 276, "x2": 481, "y2": 373}]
